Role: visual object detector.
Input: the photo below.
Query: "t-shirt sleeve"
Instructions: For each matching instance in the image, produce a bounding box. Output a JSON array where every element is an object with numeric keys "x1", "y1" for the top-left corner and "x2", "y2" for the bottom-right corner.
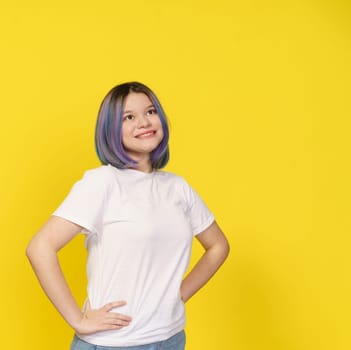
[
  {"x1": 183, "y1": 179, "x2": 215, "y2": 236},
  {"x1": 52, "y1": 168, "x2": 111, "y2": 236}
]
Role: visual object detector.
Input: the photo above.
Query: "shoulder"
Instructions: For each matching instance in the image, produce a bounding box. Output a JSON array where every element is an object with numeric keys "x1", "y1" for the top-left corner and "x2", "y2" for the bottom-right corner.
[
  {"x1": 156, "y1": 170, "x2": 194, "y2": 199},
  {"x1": 156, "y1": 170, "x2": 189, "y2": 186},
  {"x1": 78, "y1": 164, "x2": 117, "y2": 190},
  {"x1": 81, "y1": 164, "x2": 114, "y2": 179}
]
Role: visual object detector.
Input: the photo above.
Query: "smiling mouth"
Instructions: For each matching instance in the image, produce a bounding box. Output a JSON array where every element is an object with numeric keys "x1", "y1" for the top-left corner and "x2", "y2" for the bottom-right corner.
[{"x1": 136, "y1": 131, "x2": 156, "y2": 138}]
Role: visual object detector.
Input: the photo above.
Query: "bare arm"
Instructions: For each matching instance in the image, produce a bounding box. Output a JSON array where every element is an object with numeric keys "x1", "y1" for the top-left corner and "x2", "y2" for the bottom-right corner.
[
  {"x1": 180, "y1": 221, "x2": 230, "y2": 302},
  {"x1": 26, "y1": 216, "x2": 132, "y2": 334}
]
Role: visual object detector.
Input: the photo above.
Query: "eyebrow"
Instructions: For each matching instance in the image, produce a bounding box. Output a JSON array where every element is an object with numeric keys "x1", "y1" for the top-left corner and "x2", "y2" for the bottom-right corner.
[{"x1": 123, "y1": 104, "x2": 155, "y2": 115}]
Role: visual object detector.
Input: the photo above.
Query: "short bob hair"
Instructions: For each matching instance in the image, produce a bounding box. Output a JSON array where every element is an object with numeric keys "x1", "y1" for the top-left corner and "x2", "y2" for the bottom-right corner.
[{"x1": 95, "y1": 82, "x2": 170, "y2": 170}]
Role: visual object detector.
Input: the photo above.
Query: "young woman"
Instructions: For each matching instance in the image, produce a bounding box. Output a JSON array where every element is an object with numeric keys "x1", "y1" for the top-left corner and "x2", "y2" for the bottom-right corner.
[{"x1": 26, "y1": 82, "x2": 229, "y2": 350}]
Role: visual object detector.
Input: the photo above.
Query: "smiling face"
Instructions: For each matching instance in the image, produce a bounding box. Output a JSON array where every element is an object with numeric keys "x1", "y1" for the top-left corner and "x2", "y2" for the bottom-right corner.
[{"x1": 121, "y1": 92, "x2": 164, "y2": 162}]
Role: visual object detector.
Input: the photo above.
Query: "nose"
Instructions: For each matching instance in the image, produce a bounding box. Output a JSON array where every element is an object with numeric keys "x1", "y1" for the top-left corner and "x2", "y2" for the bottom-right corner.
[{"x1": 137, "y1": 114, "x2": 151, "y2": 128}]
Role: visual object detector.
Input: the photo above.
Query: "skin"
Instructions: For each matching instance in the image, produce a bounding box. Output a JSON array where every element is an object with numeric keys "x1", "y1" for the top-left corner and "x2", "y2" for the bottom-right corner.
[
  {"x1": 26, "y1": 92, "x2": 230, "y2": 335},
  {"x1": 121, "y1": 92, "x2": 164, "y2": 173}
]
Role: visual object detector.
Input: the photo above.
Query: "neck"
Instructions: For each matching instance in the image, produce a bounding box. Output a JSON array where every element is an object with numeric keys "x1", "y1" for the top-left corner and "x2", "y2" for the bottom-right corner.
[
  {"x1": 135, "y1": 162, "x2": 153, "y2": 173},
  {"x1": 130, "y1": 155, "x2": 153, "y2": 173}
]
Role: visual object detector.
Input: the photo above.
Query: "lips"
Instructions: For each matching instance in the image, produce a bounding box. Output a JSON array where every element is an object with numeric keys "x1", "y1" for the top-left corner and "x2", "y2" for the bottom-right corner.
[{"x1": 135, "y1": 130, "x2": 156, "y2": 138}]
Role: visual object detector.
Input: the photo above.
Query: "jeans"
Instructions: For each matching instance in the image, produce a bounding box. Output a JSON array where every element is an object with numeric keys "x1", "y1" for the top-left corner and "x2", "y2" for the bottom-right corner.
[{"x1": 70, "y1": 330, "x2": 186, "y2": 350}]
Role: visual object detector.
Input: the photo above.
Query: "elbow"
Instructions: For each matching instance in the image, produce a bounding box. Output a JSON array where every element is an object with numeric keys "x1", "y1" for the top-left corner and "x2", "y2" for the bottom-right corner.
[
  {"x1": 25, "y1": 236, "x2": 48, "y2": 263},
  {"x1": 26, "y1": 239, "x2": 36, "y2": 262},
  {"x1": 212, "y1": 237, "x2": 230, "y2": 265},
  {"x1": 26, "y1": 234, "x2": 58, "y2": 263},
  {"x1": 222, "y1": 238, "x2": 230, "y2": 262}
]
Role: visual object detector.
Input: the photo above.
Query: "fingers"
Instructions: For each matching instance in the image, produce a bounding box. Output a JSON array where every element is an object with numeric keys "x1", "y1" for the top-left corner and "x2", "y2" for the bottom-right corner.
[
  {"x1": 104, "y1": 317, "x2": 131, "y2": 327},
  {"x1": 101, "y1": 301, "x2": 133, "y2": 324},
  {"x1": 102, "y1": 324, "x2": 125, "y2": 331},
  {"x1": 98, "y1": 310, "x2": 132, "y2": 332},
  {"x1": 107, "y1": 313, "x2": 132, "y2": 322},
  {"x1": 102, "y1": 301, "x2": 127, "y2": 312},
  {"x1": 77, "y1": 300, "x2": 133, "y2": 335}
]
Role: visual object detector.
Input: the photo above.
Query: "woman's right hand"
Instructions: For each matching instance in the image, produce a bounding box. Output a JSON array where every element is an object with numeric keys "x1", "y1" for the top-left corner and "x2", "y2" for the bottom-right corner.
[{"x1": 74, "y1": 300, "x2": 133, "y2": 335}]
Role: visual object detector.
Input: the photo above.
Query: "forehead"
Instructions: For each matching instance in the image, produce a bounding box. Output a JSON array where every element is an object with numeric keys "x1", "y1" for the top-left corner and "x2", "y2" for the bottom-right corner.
[{"x1": 123, "y1": 93, "x2": 153, "y2": 111}]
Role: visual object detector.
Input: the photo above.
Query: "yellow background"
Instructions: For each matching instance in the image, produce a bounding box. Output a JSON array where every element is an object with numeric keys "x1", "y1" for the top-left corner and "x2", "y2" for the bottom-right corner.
[{"x1": 1, "y1": 1, "x2": 350, "y2": 349}]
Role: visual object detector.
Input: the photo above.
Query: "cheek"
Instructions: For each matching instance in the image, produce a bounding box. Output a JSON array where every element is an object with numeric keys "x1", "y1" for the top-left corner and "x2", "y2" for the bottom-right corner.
[
  {"x1": 121, "y1": 124, "x2": 132, "y2": 138},
  {"x1": 156, "y1": 119, "x2": 164, "y2": 137}
]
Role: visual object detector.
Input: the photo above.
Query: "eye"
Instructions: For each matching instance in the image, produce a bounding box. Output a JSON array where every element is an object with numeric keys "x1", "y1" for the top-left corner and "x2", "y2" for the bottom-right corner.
[
  {"x1": 123, "y1": 114, "x2": 134, "y2": 121},
  {"x1": 146, "y1": 108, "x2": 157, "y2": 116}
]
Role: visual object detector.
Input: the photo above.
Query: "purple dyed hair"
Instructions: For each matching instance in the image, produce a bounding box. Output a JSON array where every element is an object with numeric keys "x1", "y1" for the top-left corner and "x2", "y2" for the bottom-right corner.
[{"x1": 95, "y1": 82, "x2": 170, "y2": 169}]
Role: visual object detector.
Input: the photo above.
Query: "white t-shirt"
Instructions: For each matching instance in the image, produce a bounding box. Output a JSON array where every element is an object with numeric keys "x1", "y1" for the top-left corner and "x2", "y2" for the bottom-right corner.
[{"x1": 53, "y1": 164, "x2": 214, "y2": 346}]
